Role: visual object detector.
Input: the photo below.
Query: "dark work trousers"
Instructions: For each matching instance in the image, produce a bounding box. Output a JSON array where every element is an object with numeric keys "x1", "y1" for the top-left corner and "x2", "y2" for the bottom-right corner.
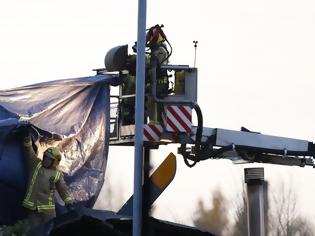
[{"x1": 27, "y1": 209, "x2": 56, "y2": 228}]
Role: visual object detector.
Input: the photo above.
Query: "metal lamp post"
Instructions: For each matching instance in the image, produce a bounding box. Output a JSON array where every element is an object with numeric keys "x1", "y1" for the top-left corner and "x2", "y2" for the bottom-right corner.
[{"x1": 133, "y1": 0, "x2": 147, "y2": 235}]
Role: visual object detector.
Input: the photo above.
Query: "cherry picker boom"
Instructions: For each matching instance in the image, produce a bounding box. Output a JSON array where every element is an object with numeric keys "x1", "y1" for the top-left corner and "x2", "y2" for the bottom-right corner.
[{"x1": 101, "y1": 24, "x2": 315, "y2": 169}]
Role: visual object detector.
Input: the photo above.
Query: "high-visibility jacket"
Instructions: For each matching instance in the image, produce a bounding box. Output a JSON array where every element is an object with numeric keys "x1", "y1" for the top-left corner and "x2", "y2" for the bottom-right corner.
[{"x1": 22, "y1": 136, "x2": 72, "y2": 212}]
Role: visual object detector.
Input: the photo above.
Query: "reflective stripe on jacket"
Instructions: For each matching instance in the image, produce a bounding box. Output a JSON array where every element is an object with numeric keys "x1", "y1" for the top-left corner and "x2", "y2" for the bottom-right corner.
[{"x1": 22, "y1": 136, "x2": 72, "y2": 212}]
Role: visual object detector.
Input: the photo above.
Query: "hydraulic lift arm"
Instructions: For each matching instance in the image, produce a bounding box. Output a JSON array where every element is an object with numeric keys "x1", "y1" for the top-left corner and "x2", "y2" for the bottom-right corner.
[{"x1": 179, "y1": 126, "x2": 315, "y2": 168}]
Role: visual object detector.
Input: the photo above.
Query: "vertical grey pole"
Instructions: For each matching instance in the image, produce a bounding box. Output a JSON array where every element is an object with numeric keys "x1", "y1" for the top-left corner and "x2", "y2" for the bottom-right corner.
[
  {"x1": 133, "y1": 0, "x2": 147, "y2": 235},
  {"x1": 244, "y1": 168, "x2": 265, "y2": 236}
]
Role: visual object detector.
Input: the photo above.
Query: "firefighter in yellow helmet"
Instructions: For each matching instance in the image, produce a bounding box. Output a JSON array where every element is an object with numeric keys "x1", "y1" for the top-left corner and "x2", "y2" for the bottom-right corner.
[{"x1": 20, "y1": 124, "x2": 72, "y2": 228}]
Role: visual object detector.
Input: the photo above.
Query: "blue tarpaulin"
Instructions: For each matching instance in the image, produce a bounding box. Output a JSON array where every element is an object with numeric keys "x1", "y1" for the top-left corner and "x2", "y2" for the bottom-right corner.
[{"x1": 0, "y1": 75, "x2": 114, "y2": 225}]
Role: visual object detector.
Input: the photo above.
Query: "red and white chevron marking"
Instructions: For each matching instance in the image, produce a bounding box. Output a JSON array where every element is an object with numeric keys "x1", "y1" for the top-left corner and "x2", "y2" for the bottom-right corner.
[
  {"x1": 143, "y1": 124, "x2": 163, "y2": 142},
  {"x1": 162, "y1": 105, "x2": 192, "y2": 133}
]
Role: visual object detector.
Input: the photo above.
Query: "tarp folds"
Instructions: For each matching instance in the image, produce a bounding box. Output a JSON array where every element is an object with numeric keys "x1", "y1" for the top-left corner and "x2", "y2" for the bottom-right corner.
[{"x1": 0, "y1": 75, "x2": 113, "y2": 225}]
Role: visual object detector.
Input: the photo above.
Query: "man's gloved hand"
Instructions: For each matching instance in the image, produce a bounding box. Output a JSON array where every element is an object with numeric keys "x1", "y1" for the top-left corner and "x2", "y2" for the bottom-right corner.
[
  {"x1": 18, "y1": 121, "x2": 31, "y2": 137},
  {"x1": 65, "y1": 203, "x2": 75, "y2": 212}
]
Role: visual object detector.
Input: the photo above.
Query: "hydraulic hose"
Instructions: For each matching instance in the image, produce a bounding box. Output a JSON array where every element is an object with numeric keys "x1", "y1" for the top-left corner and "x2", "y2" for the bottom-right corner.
[
  {"x1": 181, "y1": 103, "x2": 208, "y2": 167},
  {"x1": 160, "y1": 38, "x2": 172, "y2": 65},
  {"x1": 192, "y1": 103, "x2": 203, "y2": 152}
]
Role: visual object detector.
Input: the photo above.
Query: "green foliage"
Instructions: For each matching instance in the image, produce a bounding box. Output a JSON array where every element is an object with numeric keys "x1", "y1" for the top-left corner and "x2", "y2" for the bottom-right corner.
[{"x1": 0, "y1": 220, "x2": 31, "y2": 236}]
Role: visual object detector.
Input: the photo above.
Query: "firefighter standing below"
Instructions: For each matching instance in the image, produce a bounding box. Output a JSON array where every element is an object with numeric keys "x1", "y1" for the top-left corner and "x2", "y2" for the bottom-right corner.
[{"x1": 20, "y1": 125, "x2": 72, "y2": 228}]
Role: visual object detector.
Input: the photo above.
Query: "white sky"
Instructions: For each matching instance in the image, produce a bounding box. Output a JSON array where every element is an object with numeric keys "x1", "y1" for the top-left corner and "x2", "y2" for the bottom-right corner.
[{"x1": 1, "y1": 0, "x2": 315, "y2": 227}]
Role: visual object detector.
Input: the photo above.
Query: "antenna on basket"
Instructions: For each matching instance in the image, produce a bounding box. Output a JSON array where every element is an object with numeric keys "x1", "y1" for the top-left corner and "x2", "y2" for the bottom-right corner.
[{"x1": 193, "y1": 40, "x2": 198, "y2": 67}]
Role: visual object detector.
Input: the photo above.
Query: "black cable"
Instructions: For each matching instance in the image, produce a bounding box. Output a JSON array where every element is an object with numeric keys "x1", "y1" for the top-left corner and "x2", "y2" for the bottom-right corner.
[
  {"x1": 160, "y1": 38, "x2": 173, "y2": 65},
  {"x1": 192, "y1": 103, "x2": 204, "y2": 160},
  {"x1": 181, "y1": 103, "x2": 204, "y2": 168},
  {"x1": 183, "y1": 155, "x2": 198, "y2": 168}
]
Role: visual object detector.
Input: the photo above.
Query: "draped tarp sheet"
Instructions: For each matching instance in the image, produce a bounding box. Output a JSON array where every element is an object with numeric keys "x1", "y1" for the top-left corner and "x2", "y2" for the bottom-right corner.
[{"x1": 0, "y1": 75, "x2": 114, "y2": 224}]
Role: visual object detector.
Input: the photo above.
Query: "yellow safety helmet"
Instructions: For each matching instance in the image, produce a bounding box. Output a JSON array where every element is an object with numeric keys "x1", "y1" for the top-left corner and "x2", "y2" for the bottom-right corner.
[{"x1": 44, "y1": 147, "x2": 62, "y2": 167}]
